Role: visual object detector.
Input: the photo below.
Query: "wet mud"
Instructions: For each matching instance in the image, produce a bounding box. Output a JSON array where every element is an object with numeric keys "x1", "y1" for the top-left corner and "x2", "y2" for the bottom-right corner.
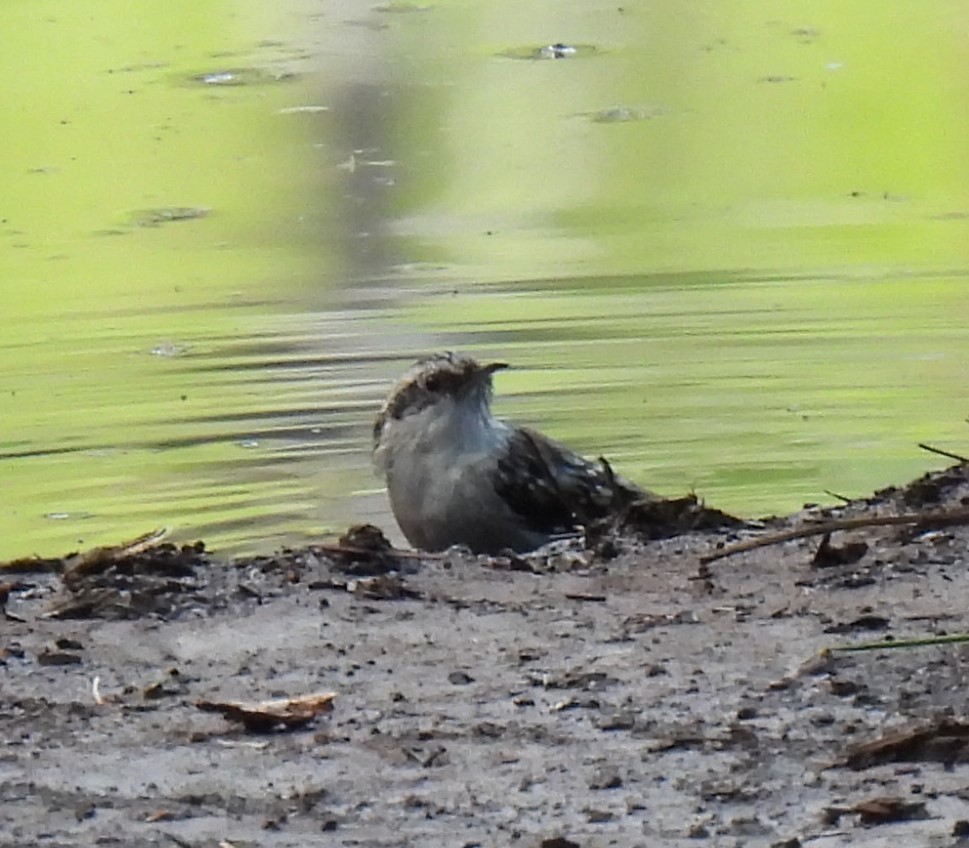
[{"x1": 4, "y1": 464, "x2": 969, "y2": 847}]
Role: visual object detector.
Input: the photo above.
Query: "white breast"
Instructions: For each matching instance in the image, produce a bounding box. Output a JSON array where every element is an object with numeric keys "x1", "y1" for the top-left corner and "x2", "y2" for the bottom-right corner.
[{"x1": 377, "y1": 396, "x2": 514, "y2": 550}]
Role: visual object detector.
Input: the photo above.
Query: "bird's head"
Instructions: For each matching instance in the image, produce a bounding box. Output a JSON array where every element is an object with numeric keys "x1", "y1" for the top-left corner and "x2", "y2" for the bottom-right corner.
[{"x1": 373, "y1": 351, "x2": 509, "y2": 448}]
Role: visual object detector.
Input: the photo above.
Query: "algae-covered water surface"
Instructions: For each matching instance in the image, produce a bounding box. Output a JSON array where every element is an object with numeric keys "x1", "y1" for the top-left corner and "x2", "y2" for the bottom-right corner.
[{"x1": 2, "y1": 0, "x2": 968, "y2": 558}]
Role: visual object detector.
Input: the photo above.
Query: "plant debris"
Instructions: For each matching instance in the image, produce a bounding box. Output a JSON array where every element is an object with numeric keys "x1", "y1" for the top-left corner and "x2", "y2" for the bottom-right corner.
[
  {"x1": 825, "y1": 796, "x2": 930, "y2": 826},
  {"x1": 196, "y1": 691, "x2": 336, "y2": 732},
  {"x1": 45, "y1": 534, "x2": 209, "y2": 621},
  {"x1": 5, "y1": 460, "x2": 969, "y2": 844},
  {"x1": 812, "y1": 532, "x2": 869, "y2": 567},
  {"x1": 843, "y1": 718, "x2": 969, "y2": 769}
]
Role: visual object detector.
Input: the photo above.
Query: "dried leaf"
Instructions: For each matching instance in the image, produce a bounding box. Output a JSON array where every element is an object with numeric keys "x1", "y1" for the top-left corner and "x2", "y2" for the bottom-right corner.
[{"x1": 196, "y1": 691, "x2": 336, "y2": 732}]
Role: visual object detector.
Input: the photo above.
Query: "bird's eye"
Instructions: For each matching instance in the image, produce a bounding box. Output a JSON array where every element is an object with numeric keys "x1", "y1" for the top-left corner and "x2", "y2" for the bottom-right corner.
[{"x1": 424, "y1": 374, "x2": 442, "y2": 393}]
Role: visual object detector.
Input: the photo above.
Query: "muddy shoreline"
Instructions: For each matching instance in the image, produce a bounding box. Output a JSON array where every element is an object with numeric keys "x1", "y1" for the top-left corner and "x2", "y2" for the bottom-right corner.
[{"x1": 4, "y1": 464, "x2": 969, "y2": 847}]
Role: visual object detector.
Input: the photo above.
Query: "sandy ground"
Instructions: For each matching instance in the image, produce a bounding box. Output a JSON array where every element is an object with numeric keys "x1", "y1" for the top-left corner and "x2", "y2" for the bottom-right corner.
[{"x1": 4, "y1": 463, "x2": 969, "y2": 848}]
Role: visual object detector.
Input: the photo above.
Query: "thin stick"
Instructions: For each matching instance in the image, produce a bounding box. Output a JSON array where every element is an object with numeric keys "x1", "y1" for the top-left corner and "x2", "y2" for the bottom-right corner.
[
  {"x1": 917, "y1": 443, "x2": 969, "y2": 463},
  {"x1": 310, "y1": 542, "x2": 444, "y2": 561},
  {"x1": 700, "y1": 507, "x2": 969, "y2": 565},
  {"x1": 822, "y1": 489, "x2": 852, "y2": 504},
  {"x1": 828, "y1": 633, "x2": 969, "y2": 653}
]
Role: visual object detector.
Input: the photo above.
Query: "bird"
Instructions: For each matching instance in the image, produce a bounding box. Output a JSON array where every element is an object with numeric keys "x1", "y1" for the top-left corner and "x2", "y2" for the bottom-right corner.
[{"x1": 372, "y1": 351, "x2": 652, "y2": 554}]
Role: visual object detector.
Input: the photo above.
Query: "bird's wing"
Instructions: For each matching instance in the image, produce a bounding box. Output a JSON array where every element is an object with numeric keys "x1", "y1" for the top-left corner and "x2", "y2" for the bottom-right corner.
[
  {"x1": 493, "y1": 426, "x2": 648, "y2": 536},
  {"x1": 492, "y1": 428, "x2": 577, "y2": 536}
]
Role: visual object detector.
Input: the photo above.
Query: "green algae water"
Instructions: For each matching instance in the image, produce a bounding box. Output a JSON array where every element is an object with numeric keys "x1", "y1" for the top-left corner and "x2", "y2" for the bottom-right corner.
[{"x1": 2, "y1": 0, "x2": 968, "y2": 558}]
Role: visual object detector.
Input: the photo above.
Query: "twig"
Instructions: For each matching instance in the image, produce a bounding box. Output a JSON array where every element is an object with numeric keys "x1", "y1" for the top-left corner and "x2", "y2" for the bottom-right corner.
[
  {"x1": 822, "y1": 489, "x2": 852, "y2": 504},
  {"x1": 564, "y1": 592, "x2": 607, "y2": 602},
  {"x1": 827, "y1": 633, "x2": 969, "y2": 653},
  {"x1": 917, "y1": 442, "x2": 969, "y2": 463},
  {"x1": 700, "y1": 507, "x2": 969, "y2": 565},
  {"x1": 310, "y1": 542, "x2": 444, "y2": 561}
]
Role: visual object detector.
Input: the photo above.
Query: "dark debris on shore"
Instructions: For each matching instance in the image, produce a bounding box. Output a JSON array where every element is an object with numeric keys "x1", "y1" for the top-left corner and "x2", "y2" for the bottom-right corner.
[{"x1": 3, "y1": 462, "x2": 969, "y2": 846}]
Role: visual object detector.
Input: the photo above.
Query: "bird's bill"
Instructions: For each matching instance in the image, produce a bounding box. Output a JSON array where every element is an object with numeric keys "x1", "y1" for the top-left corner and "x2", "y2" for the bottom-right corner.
[{"x1": 483, "y1": 361, "x2": 510, "y2": 374}]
